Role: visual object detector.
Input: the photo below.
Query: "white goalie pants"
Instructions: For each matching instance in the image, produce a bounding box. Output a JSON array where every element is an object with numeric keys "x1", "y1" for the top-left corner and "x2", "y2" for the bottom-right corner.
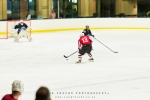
[{"x1": 14, "y1": 30, "x2": 32, "y2": 42}]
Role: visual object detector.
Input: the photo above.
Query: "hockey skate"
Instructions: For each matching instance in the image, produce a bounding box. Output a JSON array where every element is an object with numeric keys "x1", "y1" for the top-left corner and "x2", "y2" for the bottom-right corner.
[
  {"x1": 88, "y1": 58, "x2": 94, "y2": 62},
  {"x1": 76, "y1": 60, "x2": 81, "y2": 64}
]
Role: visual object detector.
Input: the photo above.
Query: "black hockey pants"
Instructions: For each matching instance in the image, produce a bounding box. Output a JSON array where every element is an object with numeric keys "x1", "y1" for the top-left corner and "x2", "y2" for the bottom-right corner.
[{"x1": 79, "y1": 44, "x2": 92, "y2": 55}]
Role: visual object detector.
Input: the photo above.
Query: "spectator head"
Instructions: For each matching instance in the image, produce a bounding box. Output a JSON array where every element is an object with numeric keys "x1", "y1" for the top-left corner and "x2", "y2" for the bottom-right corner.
[
  {"x1": 28, "y1": 11, "x2": 32, "y2": 15},
  {"x1": 51, "y1": 10, "x2": 55, "y2": 13},
  {"x1": 12, "y1": 80, "x2": 24, "y2": 95},
  {"x1": 35, "y1": 86, "x2": 51, "y2": 100},
  {"x1": 39, "y1": 11, "x2": 42, "y2": 15},
  {"x1": 60, "y1": 9, "x2": 63, "y2": 13}
]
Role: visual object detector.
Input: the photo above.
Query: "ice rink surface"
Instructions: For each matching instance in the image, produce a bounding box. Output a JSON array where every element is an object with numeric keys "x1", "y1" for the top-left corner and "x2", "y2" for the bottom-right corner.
[{"x1": 0, "y1": 30, "x2": 150, "y2": 100}]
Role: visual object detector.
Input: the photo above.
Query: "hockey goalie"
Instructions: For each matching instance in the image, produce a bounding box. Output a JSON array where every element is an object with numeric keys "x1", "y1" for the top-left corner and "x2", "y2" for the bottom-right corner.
[{"x1": 13, "y1": 20, "x2": 32, "y2": 42}]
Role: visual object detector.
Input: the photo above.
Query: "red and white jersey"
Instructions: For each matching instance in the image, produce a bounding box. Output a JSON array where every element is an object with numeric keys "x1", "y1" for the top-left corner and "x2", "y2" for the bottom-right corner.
[
  {"x1": 2, "y1": 94, "x2": 17, "y2": 100},
  {"x1": 78, "y1": 35, "x2": 92, "y2": 49}
]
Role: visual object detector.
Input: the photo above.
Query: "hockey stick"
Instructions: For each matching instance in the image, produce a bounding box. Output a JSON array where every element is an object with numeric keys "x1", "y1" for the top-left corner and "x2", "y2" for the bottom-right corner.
[
  {"x1": 94, "y1": 37, "x2": 118, "y2": 53},
  {"x1": 64, "y1": 51, "x2": 78, "y2": 58}
]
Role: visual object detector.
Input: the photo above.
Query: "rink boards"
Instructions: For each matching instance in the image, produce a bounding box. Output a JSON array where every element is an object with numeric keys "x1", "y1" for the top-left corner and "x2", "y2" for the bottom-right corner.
[{"x1": 0, "y1": 18, "x2": 150, "y2": 34}]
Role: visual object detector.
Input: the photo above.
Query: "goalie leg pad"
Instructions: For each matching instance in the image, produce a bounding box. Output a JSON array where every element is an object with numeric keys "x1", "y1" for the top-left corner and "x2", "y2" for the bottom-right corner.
[
  {"x1": 14, "y1": 30, "x2": 23, "y2": 42},
  {"x1": 14, "y1": 36, "x2": 19, "y2": 42},
  {"x1": 25, "y1": 31, "x2": 32, "y2": 42}
]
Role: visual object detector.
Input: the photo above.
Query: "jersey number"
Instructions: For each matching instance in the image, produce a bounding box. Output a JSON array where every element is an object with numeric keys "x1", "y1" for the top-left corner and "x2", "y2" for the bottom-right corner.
[{"x1": 82, "y1": 37, "x2": 89, "y2": 43}]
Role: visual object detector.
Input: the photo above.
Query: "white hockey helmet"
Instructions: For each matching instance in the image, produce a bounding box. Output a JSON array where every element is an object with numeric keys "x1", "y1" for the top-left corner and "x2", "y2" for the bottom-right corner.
[
  {"x1": 12, "y1": 80, "x2": 24, "y2": 94},
  {"x1": 80, "y1": 33, "x2": 84, "y2": 37}
]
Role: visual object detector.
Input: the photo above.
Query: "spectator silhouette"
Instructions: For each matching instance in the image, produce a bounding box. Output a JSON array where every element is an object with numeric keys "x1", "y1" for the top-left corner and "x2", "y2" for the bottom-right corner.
[
  {"x1": 35, "y1": 86, "x2": 51, "y2": 100},
  {"x1": 27, "y1": 11, "x2": 32, "y2": 20},
  {"x1": 60, "y1": 9, "x2": 64, "y2": 18},
  {"x1": 37, "y1": 11, "x2": 43, "y2": 19},
  {"x1": 1, "y1": 80, "x2": 24, "y2": 100},
  {"x1": 50, "y1": 10, "x2": 56, "y2": 19}
]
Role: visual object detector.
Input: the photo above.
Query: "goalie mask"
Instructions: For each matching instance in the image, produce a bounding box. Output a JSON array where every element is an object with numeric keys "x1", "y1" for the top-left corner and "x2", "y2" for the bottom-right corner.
[
  {"x1": 20, "y1": 20, "x2": 23, "y2": 25},
  {"x1": 20, "y1": 20, "x2": 23, "y2": 23}
]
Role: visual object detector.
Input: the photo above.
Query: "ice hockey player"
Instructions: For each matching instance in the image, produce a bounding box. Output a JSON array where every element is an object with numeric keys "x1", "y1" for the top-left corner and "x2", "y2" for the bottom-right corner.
[
  {"x1": 1, "y1": 80, "x2": 24, "y2": 100},
  {"x1": 13, "y1": 20, "x2": 32, "y2": 42},
  {"x1": 83, "y1": 25, "x2": 94, "y2": 37},
  {"x1": 76, "y1": 31, "x2": 94, "y2": 63}
]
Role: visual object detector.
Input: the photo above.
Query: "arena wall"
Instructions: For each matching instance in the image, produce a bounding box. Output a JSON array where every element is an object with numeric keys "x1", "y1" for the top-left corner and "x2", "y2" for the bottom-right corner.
[{"x1": 0, "y1": 18, "x2": 150, "y2": 34}]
